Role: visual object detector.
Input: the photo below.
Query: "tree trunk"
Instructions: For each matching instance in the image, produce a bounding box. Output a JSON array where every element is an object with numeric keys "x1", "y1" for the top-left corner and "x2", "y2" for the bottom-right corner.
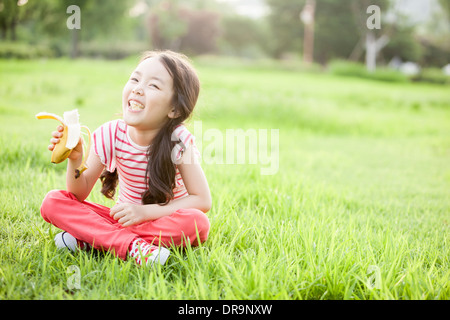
[
  {"x1": 0, "y1": 24, "x2": 6, "y2": 40},
  {"x1": 70, "y1": 29, "x2": 79, "y2": 59},
  {"x1": 365, "y1": 31, "x2": 389, "y2": 72},
  {"x1": 10, "y1": 19, "x2": 17, "y2": 41},
  {"x1": 300, "y1": 0, "x2": 316, "y2": 65},
  {"x1": 365, "y1": 31, "x2": 376, "y2": 72}
]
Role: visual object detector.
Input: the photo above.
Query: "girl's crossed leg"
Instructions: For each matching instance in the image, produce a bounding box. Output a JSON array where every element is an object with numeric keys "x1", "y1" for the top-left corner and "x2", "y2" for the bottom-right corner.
[{"x1": 40, "y1": 190, "x2": 210, "y2": 261}]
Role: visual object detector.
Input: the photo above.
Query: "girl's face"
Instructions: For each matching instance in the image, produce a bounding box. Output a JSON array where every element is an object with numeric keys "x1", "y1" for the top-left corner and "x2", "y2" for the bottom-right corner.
[{"x1": 122, "y1": 57, "x2": 175, "y2": 132}]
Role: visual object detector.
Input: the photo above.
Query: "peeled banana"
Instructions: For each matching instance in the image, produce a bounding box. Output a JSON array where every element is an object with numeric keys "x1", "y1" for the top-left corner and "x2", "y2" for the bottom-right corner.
[{"x1": 36, "y1": 109, "x2": 91, "y2": 179}]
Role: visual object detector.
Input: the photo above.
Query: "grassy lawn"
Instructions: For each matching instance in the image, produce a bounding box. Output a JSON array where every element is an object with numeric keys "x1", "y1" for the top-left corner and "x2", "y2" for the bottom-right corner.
[{"x1": 0, "y1": 57, "x2": 449, "y2": 300}]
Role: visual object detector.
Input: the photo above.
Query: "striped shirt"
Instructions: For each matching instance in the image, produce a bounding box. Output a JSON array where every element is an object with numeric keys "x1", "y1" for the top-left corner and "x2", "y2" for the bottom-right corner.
[{"x1": 92, "y1": 119, "x2": 199, "y2": 204}]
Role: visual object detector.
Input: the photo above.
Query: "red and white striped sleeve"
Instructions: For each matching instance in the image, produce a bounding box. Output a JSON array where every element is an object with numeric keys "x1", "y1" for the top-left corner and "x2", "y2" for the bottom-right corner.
[
  {"x1": 92, "y1": 120, "x2": 119, "y2": 172},
  {"x1": 171, "y1": 124, "x2": 201, "y2": 165}
]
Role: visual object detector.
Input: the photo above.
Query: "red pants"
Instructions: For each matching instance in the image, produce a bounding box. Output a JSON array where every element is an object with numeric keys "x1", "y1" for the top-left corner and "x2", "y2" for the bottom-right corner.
[{"x1": 40, "y1": 190, "x2": 210, "y2": 260}]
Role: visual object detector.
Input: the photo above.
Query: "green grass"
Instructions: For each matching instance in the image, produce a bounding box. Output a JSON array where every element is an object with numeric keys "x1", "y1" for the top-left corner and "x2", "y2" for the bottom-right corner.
[{"x1": 0, "y1": 57, "x2": 449, "y2": 300}]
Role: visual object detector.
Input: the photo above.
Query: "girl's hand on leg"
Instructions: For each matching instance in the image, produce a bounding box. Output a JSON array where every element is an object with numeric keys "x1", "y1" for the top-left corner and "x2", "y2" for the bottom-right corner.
[{"x1": 110, "y1": 203, "x2": 147, "y2": 227}]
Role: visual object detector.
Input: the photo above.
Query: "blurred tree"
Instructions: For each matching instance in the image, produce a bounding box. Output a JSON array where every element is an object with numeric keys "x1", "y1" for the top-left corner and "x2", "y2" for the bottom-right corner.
[
  {"x1": 350, "y1": 0, "x2": 391, "y2": 71},
  {"x1": 0, "y1": 0, "x2": 37, "y2": 40},
  {"x1": 314, "y1": 0, "x2": 364, "y2": 64},
  {"x1": 220, "y1": 14, "x2": 267, "y2": 57},
  {"x1": 68, "y1": 0, "x2": 85, "y2": 58},
  {"x1": 0, "y1": 0, "x2": 19, "y2": 40},
  {"x1": 420, "y1": 40, "x2": 450, "y2": 67},
  {"x1": 417, "y1": 0, "x2": 450, "y2": 67},
  {"x1": 381, "y1": 23, "x2": 423, "y2": 63},
  {"x1": 148, "y1": 0, "x2": 221, "y2": 55},
  {"x1": 6, "y1": 0, "x2": 134, "y2": 58},
  {"x1": 148, "y1": 0, "x2": 187, "y2": 50},
  {"x1": 300, "y1": 0, "x2": 315, "y2": 64},
  {"x1": 265, "y1": 0, "x2": 305, "y2": 58},
  {"x1": 266, "y1": 0, "x2": 392, "y2": 65},
  {"x1": 65, "y1": 0, "x2": 133, "y2": 58},
  {"x1": 178, "y1": 8, "x2": 220, "y2": 54},
  {"x1": 439, "y1": 0, "x2": 450, "y2": 17}
]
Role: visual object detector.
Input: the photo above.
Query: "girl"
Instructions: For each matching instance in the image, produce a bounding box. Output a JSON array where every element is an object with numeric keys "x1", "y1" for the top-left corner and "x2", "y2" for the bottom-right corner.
[{"x1": 40, "y1": 50, "x2": 211, "y2": 267}]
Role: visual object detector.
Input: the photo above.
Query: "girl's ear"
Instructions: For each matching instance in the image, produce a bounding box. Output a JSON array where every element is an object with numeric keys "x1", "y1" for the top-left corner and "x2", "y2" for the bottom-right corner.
[{"x1": 168, "y1": 108, "x2": 181, "y2": 119}]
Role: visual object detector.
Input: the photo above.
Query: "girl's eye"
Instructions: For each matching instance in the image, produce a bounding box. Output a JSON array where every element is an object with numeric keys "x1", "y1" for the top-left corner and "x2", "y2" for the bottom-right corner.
[
  {"x1": 149, "y1": 84, "x2": 159, "y2": 89},
  {"x1": 130, "y1": 77, "x2": 138, "y2": 82}
]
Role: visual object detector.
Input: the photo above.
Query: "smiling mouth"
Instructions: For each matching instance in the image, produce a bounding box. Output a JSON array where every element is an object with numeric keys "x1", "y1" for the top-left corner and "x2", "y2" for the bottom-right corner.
[{"x1": 128, "y1": 100, "x2": 145, "y2": 111}]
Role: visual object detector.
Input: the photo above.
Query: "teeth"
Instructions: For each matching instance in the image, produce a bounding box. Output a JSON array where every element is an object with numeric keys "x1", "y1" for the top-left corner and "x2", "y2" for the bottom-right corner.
[{"x1": 129, "y1": 100, "x2": 144, "y2": 111}]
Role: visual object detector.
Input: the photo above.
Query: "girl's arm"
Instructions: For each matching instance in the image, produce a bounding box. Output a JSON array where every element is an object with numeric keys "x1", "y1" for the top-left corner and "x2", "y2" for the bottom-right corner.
[
  {"x1": 151, "y1": 148, "x2": 212, "y2": 216},
  {"x1": 51, "y1": 125, "x2": 104, "y2": 202},
  {"x1": 110, "y1": 146, "x2": 211, "y2": 227},
  {"x1": 66, "y1": 143, "x2": 104, "y2": 202}
]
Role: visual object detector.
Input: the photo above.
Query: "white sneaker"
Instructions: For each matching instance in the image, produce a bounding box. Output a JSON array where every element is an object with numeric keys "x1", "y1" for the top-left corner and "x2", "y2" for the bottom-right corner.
[
  {"x1": 54, "y1": 231, "x2": 91, "y2": 252},
  {"x1": 129, "y1": 238, "x2": 170, "y2": 267},
  {"x1": 147, "y1": 247, "x2": 171, "y2": 267}
]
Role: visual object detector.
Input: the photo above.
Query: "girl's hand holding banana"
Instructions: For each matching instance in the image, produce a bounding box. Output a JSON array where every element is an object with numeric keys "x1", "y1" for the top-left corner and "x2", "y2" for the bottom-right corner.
[
  {"x1": 48, "y1": 125, "x2": 84, "y2": 161},
  {"x1": 36, "y1": 109, "x2": 91, "y2": 179}
]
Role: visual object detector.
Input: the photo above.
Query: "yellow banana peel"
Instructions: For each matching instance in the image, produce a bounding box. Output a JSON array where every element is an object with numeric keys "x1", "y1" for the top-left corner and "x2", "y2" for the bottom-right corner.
[{"x1": 36, "y1": 109, "x2": 91, "y2": 179}]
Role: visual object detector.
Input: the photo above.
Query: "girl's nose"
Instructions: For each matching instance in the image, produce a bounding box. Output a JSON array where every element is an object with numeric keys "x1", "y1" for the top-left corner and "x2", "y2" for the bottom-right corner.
[{"x1": 132, "y1": 87, "x2": 143, "y2": 95}]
